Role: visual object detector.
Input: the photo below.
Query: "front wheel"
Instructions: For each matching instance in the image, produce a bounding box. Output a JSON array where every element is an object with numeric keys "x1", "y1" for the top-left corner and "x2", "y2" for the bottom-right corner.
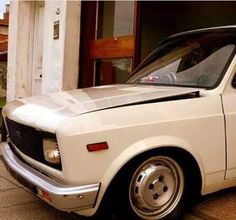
[{"x1": 115, "y1": 155, "x2": 187, "y2": 220}]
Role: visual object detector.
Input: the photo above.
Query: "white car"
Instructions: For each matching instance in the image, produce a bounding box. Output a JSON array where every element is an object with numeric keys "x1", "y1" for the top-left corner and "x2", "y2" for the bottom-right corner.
[{"x1": 2, "y1": 26, "x2": 236, "y2": 220}]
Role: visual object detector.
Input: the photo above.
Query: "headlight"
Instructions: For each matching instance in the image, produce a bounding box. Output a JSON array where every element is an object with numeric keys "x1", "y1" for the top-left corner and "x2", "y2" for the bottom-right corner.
[{"x1": 43, "y1": 138, "x2": 61, "y2": 164}]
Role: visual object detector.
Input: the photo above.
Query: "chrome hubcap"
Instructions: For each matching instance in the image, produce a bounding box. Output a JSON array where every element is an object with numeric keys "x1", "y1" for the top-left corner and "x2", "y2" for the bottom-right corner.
[{"x1": 129, "y1": 156, "x2": 184, "y2": 219}]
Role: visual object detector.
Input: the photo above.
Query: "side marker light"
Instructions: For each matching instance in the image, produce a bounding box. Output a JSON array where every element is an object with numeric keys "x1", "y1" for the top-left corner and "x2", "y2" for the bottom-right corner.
[{"x1": 87, "y1": 142, "x2": 109, "y2": 152}]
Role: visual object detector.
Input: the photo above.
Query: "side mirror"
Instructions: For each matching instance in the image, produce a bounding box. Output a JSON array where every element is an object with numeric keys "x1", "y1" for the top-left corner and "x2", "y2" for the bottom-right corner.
[{"x1": 232, "y1": 74, "x2": 236, "y2": 88}]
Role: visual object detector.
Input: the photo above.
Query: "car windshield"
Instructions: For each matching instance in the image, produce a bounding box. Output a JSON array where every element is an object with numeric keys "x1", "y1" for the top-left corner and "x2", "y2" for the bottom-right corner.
[{"x1": 127, "y1": 31, "x2": 236, "y2": 88}]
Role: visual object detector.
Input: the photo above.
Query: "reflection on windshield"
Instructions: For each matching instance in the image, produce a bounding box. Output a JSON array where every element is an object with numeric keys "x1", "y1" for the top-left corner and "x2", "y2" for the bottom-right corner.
[{"x1": 128, "y1": 33, "x2": 236, "y2": 88}]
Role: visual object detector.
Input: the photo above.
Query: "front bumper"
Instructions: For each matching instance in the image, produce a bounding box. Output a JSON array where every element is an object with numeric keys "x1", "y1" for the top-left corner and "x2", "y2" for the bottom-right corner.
[{"x1": 1, "y1": 143, "x2": 100, "y2": 212}]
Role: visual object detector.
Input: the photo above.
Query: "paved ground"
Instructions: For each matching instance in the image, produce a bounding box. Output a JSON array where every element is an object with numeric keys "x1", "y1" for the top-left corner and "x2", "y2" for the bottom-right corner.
[
  {"x1": 0, "y1": 156, "x2": 202, "y2": 220},
  {"x1": 0, "y1": 155, "x2": 235, "y2": 220},
  {"x1": 193, "y1": 188, "x2": 236, "y2": 220},
  {"x1": 0, "y1": 157, "x2": 76, "y2": 220}
]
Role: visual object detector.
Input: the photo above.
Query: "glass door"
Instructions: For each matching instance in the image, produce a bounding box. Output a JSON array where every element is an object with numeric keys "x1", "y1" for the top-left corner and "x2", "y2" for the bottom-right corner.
[{"x1": 91, "y1": 1, "x2": 135, "y2": 86}]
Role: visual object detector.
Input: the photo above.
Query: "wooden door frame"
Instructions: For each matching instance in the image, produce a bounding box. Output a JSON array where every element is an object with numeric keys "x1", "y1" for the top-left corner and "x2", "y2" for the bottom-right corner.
[
  {"x1": 79, "y1": 1, "x2": 141, "y2": 88},
  {"x1": 79, "y1": 1, "x2": 97, "y2": 88},
  {"x1": 133, "y1": 1, "x2": 141, "y2": 69}
]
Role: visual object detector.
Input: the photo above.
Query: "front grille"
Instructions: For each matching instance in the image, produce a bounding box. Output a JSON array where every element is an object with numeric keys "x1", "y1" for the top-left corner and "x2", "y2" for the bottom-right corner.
[{"x1": 5, "y1": 117, "x2": 61, "y2": 170}]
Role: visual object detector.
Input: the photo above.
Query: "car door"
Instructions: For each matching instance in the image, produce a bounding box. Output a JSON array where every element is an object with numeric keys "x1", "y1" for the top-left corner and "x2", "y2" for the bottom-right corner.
[{"x1": 222, "y1": 73, "x2": 236, "y2": 179}]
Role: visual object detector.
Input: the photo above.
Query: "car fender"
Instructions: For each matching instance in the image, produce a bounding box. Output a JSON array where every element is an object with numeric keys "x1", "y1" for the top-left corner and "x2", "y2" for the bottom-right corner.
[{"x1": 95, "y1": 135, "x2": 205, "y2": 210}]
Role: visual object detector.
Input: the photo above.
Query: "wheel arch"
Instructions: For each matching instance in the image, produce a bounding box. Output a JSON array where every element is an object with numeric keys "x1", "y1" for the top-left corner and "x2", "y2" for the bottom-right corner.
[{"x1": 97, "y1": 146, "x2": 203, "y2": 216}]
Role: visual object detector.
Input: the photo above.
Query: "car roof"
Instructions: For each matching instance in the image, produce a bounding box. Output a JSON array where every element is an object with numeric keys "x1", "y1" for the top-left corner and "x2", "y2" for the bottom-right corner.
[{"x1": 162, "y1": 25, "x2": 236, "y2": 44}]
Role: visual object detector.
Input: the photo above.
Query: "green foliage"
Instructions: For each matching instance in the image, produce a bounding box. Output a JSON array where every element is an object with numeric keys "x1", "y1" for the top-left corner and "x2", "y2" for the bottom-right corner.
[
  {"x1": 0, "y1": 65, "x2": 7, "y2": 108},
  {"x1": 0, "y1": 97, "x2": 6, "y2": 107},
  {"x1": 0, "y1": 65, "x2": 7, "y2": 91}
]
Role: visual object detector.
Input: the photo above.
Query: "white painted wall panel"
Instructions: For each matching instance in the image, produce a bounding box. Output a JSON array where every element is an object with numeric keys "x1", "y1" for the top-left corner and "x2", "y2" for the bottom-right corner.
[{"x1": 7, "y1": 0, "x2": 81, "y2": 101}]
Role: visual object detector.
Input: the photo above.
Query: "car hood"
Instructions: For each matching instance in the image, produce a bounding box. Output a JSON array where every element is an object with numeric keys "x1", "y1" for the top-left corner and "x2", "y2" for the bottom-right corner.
[{"x1": 3, "y1": 84, "x2": 199, "y2": 133}]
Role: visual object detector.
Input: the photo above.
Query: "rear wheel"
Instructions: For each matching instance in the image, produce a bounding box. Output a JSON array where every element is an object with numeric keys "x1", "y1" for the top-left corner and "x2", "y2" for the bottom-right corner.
[{"x1": 115, "y1": 155, "x2": 187, "y2": 220}]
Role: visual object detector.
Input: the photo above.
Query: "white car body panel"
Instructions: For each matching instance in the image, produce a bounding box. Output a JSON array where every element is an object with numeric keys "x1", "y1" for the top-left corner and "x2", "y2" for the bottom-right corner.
[
  {"x1": 56, "y1": 94, "x2": 224, "y2": 186},
  {"x1": 3, "y1": 85, "x2": 199, "y2": 133},
  {"x1": 2, "y1": 86, "x2": 227, "y2": 215},
  {"x1": 221, "y1": 62, "x2": 236, "y2": 179},
  {"x1": 4, "y1": 26, "x2": 236, "y2": 217},
  {"x1": 58, "y1": 93, "x2": 226, "y2": 216}
]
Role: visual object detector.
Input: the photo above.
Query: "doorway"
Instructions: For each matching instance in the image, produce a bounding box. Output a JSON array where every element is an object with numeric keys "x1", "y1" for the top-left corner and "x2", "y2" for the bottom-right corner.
[{"x1": 79, "y1": 1, "x2": 138, "y2": 87}]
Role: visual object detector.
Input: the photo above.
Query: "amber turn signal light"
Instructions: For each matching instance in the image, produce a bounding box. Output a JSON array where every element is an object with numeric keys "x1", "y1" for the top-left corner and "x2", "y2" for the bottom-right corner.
[{"x1": 87, "y1": 142, "x2": 109, "y2": 152}]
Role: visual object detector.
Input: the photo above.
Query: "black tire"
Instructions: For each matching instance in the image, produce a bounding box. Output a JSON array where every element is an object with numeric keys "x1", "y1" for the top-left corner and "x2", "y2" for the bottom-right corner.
[{"x1": 112, "y1": 154, "x2": 189, "y2": 220}]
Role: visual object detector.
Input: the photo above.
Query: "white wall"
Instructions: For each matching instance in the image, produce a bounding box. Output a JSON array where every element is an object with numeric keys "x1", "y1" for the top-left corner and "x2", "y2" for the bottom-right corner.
[
  {"x1": 42, "y1": 1, "x2": 81, "y2": 94},
  {"x1": 63, "y1": 1, "x2": 81, "y2": 92},
  {"x1": 7, "y1": 0, "x2": 81, "y2": 101},
  {"x1": 7, "y1": 1, "x2": 34, "y2": 101}
]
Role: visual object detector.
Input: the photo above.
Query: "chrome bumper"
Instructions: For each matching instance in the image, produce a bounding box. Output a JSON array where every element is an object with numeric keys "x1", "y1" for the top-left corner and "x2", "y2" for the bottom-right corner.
[{"x1": 1, "y1": 143, "x2": 100, "y2": 211}]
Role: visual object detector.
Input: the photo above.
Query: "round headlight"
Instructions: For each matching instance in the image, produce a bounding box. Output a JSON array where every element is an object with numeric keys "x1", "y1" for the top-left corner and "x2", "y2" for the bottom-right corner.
[{"x1": 43, "y1": 138, "x2": 61, "y2": 164}]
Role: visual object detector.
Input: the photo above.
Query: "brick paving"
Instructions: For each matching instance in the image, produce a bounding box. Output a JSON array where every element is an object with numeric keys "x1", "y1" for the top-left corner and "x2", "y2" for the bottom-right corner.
[
  {"x1": 193, "y1": 187, "x2": 236, "y2": 220},
  {"x1": 0, "y1": 154, "x2": 234, "y2": 220},
  {"x1": 0, "y1": 156, "x2": 203, "y2": 220},
  {"x1": 0, "y1": 157, "x2": 75, "y2": 220}
]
